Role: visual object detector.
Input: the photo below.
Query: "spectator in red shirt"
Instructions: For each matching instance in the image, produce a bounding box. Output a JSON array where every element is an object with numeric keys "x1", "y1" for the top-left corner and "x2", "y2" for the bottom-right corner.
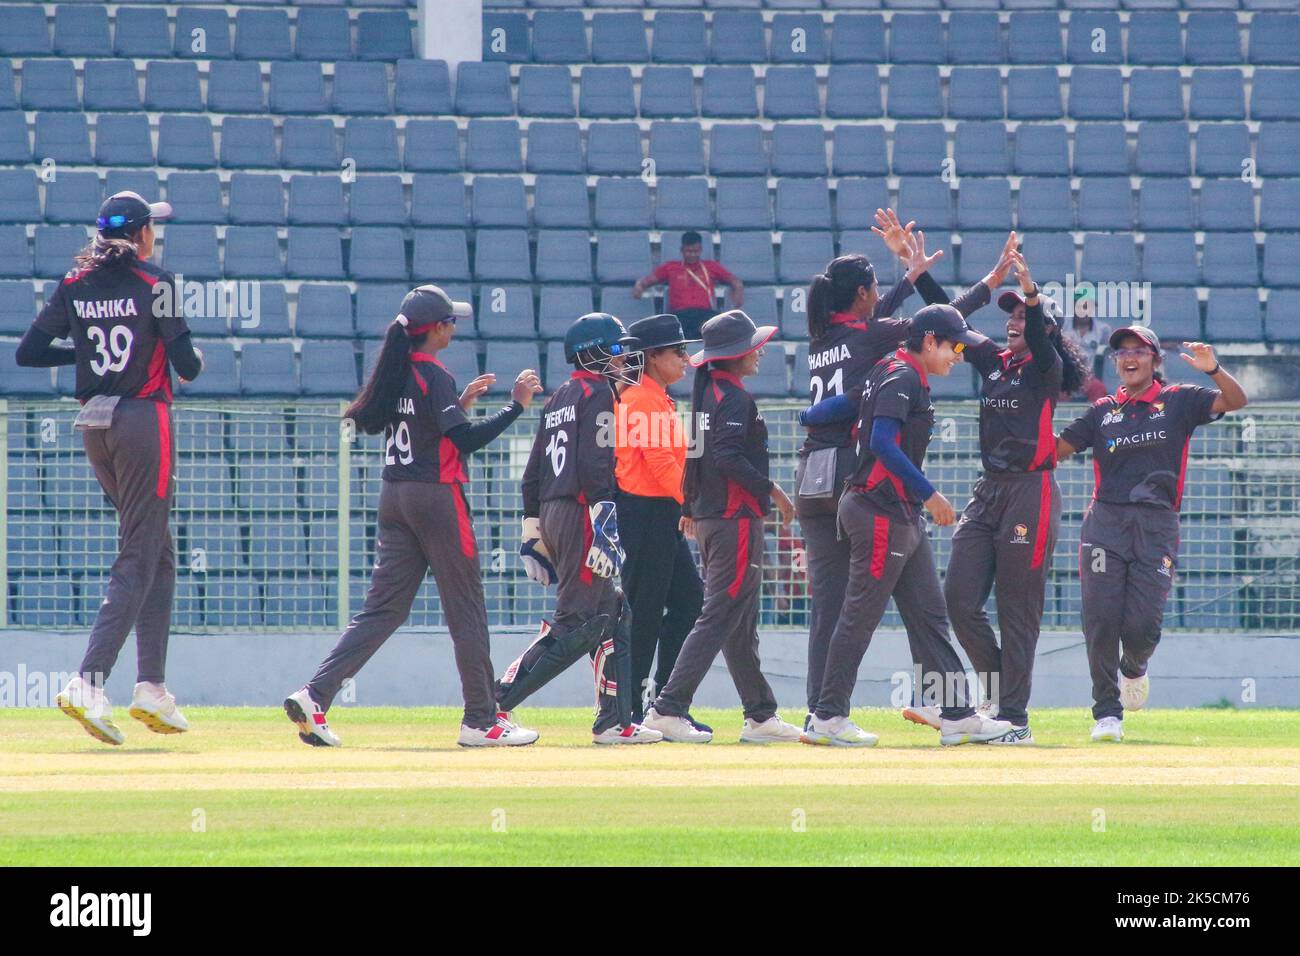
[{"x1": 632, "y1": 231, "x2": 744, "y2": 339}]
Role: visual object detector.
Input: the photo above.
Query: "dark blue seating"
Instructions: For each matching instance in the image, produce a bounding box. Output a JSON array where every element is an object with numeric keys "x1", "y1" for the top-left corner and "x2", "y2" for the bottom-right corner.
[
  {"x1": 1201, "y1": 232, "x2": 1259, "y2": 286},
  {"x1": 466, "y1": 119, "x2": 523, "y2": 173},
  {"x1": 826, "y1": 66, "x2": 883, "y2": 119},
  {"x1": 269, "y1": 61, "x2": 328, "y2": 114},
  {"x1": 586, "y1": 122, "x2": 643, "y2": 175},
  {"x1": 229, "y1": 173, "x2": 286, "y2": 226},
  {"x1": 701, "y1": 66, "x2": 759, "y2": 118},
  {"x1": 456, "y1": 62, "x2": 514, "y2": 116},
  {"x1": 288, "y1": 176, "x2": 347, "y2": 227},
  {"x1": 763, "y1": 67, "x2": 820, "y2": 120},
  {"x1": 240, "y1": 343, "x2": 298, "y2": 397},
  {"x1": 526, "y1": 121, "x2": 584, "y2": 174},
  {"x1": 1138, "y1": 180, "x2": 1194, "y2": 231},
  {"x1": 95, "y1": 113, "x2": 153, "y2": 167},
  {"x1": 898, "y1": 177, "x2": 953, "y2": 232},
  {"x1": 655, "y1": 177, "x2": 710, "y2": 230},
  {"x1": 287, "y1": 227, "x2": 345, "y2": 280},
  {"x1": 1067, "y1": 13, "x2": 1122, "y2": 65},
  {"x1": 592, "y1": 12, "x2": 648, "y2": 63},
  {"x1": 518, "y1": 65, "x2": 576, "y2": 118},
  {"x1": 954, "y1": 121, "x2": 1010, "y2": 174},
  {"x1": 948, "y1": 68, "x2": 1003, "y2": 120},
  {"x1": 473, "y1": 176, "x2": 530, "y2": 228},
  {"x1": 297, "y1": 7, "x2": 352, "y2": 60},
  {"x1": 174, "y1": 8, "x2": 231, "y2": 59},
  {"x1": 405, "y1": 120, "x2": 461, "y2": 173},
  {"x1": 1204, "y1": 289, "x2": 1262, "y2": 340},
  {"x1": 1198, "y1": 179, "x2": 1256, "y2": 232},
  {"x1": 1081, "y1": 233, "x2": 1139, "y2": 283},
  {"x1": 0, "y1": 171, "x2": 40, "y2": 224},
  {"x1": 115, "y1": 6, "x2": 172, "y2": 58},
  {"x1": 474, "y1": 229, "x2": 533, "y2": 282},
  {"x1": 1195, "y1": 124, "x2": 1252, "y2": 177},
  {"x1": 220, "y1": 118, "x2": 278, "y2": 169},
  {"x1": 1066, "y1": 67, "x2": 1122, "y2": 120},
  {"x1": 770, "y1": 13, "x2": 827, "y2": 64},
  {"x1": 1128, "y1": 12, "x2": 1183, "y2": 66},
  {"x1": 716, "y1": 178, "x2": 771, "y2": 230},
  {"x1": 830, "y1": 14, "x2": 886, "y2": 64},
  {"x1": 156, "y1": 116, "x2": 215, "y2": 168},
  {"x1": 356, "y1": 11, "x2": 414, "y2": 61},
  {"x1": 395, "y1": 59, "x2": 453, "y2": 115},
  {"x1": 710, "y1": 124, "x2": 768, "y2": 176},
  {"x1": 1135, "y1": 122, "x2": 1191, "y2": 176},
  {"x1": 771, "y1": 124, "x2": 826, "y2": 177},
  {"x1": 1128, "y1": 69, "x2": 1184, "y2": 120},
  {"x1": 83, "y1": 60, "x2": 141, "y2": 112},
  {"x1": 710, "y1": 11, "x2": 765, "y2": 64},
  {"x1": 652, "y1": 11, "x2": 707, "y2": 64},
  {"x1": 1073, "y1": 123, "x2": 1129, "y2": 175},
  {"x1": 1016, "y1": 178, "x2": 1073, "y2": 231},
  {"x1": 596, "y1": 232, "x2": 652, "y2": 283},
  {"x1": 296, "y1": 287, "x2": 356, "y2": 339},
  {"x1": 1142, "y1": 233, "x2": 1199, "y2": 286},
  {"x1": 1077, "y1": 178, "x2": 1134, "y2": 230},
  {"x1": 22, "y1": 60, "x2": 79, "y2": 111},
  {"x1": 888, "y1": 65, "x2": 943, "y2": 118},
  {"x1": 224, "y1": 226, "x2": 283, "y2": 279},
  {"x1": 43, "y1": 172, "x2": 99, "y2": 225},
  {"x1": 533, "y1": 10, "x2": 588, "y2": 63},
  {"x1": 335, "y1": 62, "x2": 392, "y2": 115},
  {"x1": 535, "y1": 230, "x2": 592, "y2": 283},
  {"x1": 649, "y1": 122, "x2": 705, "y2": 175},
  {"x1": 234, "y1": 8, "x2": 292, "y2": 60},
  {"x1": 1013, "y1": 124, "x2": 1069, "y2": 175},
  {"x1": 580, "y1": 66, "x2": 637, "y2": 118},
  {"x1": 348, "y1": 228, "x2": 409, "y2": 282},
  {"x1": 833, "y1": 126, "x2": 889, "y2": 177}
]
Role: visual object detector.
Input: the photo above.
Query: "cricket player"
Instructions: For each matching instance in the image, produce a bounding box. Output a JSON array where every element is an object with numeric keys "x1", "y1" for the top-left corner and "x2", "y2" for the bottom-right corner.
[
  {"x1": 498, "y1": 313, "x2": 663, "y2": 744},
  {"x1": 16, "y1": 192, "x2": 203, "y2": 745},
  {"x1": 285, "y1": 285, "x2": 543, "y2": 747},
  {"x1": 1056, "y1": 327, "x2": 1247, "y2": 742},
  {"x1": 643, "y1": 310, "x2": 803, "y2": 744},
  {"x1": 804, "y1": 305, "x2": 1016, "y2": 747}
]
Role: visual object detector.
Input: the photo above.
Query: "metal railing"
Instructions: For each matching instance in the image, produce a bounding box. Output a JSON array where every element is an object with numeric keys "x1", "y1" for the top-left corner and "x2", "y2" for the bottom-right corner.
[{"x1": 2, "y1": 398, "x2": 1298, "y2": 633}]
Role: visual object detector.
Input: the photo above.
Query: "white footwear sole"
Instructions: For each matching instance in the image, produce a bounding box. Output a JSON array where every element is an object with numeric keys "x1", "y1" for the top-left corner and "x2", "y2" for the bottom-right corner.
[
  {"x1": 457, "y1": 730, "x2": 539, "y2": 748},
  {"x1": 799, "y1": 731, "x2": 877, "y2": 747},
  {"x1": 283, "y1": 695, "x2": 340, "y2": 747},
  {"x1": 940, "y1": 729, "x2": 1011, "y2": 746},
  {"x1": 592, "y1": 727, "x2": 662, "y2": 745},
  {"x1": 128, "y1": 702, "x2": 187, "y2": 735},
  {"x1": 901, "y1": 706, "x2": 941, "y2": 730},
  {"x1": 987, "y1": 727, "x2": 1035, "y2": 745},
  {"x1": 56, "y1": 693, "x2": 124, "y2": 746},
  {"x1": 739, "y1": 731, "x2": 803, "y2": 744}
]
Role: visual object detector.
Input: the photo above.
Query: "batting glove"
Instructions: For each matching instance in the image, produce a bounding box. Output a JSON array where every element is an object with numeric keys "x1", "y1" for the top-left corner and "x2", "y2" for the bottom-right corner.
[
  {"x1": 584, "y1": 500, "x2": 625, "y2": 579},
  {"x1": 519, "y1": 516, "x2": 556, "y2": 587}
]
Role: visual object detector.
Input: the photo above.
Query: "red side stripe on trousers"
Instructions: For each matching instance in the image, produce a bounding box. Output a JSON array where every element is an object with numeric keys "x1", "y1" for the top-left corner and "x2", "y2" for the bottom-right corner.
[
  {"x1": 728, "y1": 517, "x2": 750, "y2": 598},
  {"x1": 154, "y1": 403, "x2": 171, "y2": 499},
  {"x1": 453, "y1": 484, "x2": 477, "y2": 560},
  {"x1": 1030, "y1": 470, "x2": 1051, "y2": 570},
  {"x1": 870, "y1": 514, "x2": 890, "y2": 580}
]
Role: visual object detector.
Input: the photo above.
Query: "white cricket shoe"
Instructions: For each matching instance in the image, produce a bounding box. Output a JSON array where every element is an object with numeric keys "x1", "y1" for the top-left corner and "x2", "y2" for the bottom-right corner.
[
  {"x1": 283, "y1": 687, "x2": 341, "y2": 747},
  {"x1": 128, "y1": 681, "x2": 189, "y2": 734},
  {"x1": 458, "y1": 713, "x2": 539, "y2": 747},
  {"x1": 977, "y1": 700, "x2": 1000, "y2": 720},
  {"x1": 1091, "y1": 716, "x2": 1124, "y2": 743},
  {"x1": 901, "y1": 704, "x2": 942, "y2": 730},
  {"x1": 56, "y1": 676, "x2": 124, "y2": 746},
  {"x1": 988, "y1": 725, "x2": 1035, "y2": 745},
  {"x1": 939, "y1": 714, "x2": 1015, "y2": 746},
  {"x1": 740, "y1": 715, "x2": 803, "y2": 744},
  {"x1": 592, "y1": 723, "x2": 663, "y2": 745},
  {"x1": 1120, "y1": 673, "x2": 1150, "y2": 712},
  {"x1": 642, "y1": 707, "x2": 712, "y2": 743},
  {"x1": 801, "y1": 714, "x2": 879, "y2": 748}
]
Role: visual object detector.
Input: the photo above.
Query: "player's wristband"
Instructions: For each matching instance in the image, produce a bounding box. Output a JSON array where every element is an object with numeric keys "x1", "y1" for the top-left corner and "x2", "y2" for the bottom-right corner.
[{"x1": 1207, "y1": 363, "x2": 1221, "y2": 377}]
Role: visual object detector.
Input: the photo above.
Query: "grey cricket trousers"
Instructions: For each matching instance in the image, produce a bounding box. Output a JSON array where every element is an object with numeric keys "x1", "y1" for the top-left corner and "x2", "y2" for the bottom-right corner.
[
  {"x1": 795, "y1": 489, "x2": 848, "y2": 715},
  {"x1": 1079, "y1": 500, "x2": 1180, "y2": 721},
  {"x1": 945, "y1": 471, "x2": 1061, "y2": 725},
  {"x1": 307, "y1": 479, "x2": 497, "y2": 729},
  {"x1": 79, "y1": 398, "x2": 177, "y2": 686},
  {"x1": 814, "y1": 492, "x2": 975, "y2": 722},
  {"x1": 652, "y1": 516, "x2": 778, "y2": 723}
]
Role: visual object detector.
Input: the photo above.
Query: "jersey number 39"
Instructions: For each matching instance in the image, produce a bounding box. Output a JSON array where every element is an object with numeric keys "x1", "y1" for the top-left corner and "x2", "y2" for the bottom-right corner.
[{"x1": 87, "y1": 324, "x2": 134, "y2": 377}]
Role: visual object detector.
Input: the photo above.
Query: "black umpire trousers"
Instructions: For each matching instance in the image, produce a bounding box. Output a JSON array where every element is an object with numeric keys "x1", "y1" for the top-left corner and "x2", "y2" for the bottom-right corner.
[{"x1": 616, "y1": 491, "x2": 703, "y2": 721}]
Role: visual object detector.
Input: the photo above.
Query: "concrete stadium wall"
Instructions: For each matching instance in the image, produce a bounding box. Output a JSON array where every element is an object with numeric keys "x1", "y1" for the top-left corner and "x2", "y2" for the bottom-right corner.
[{"x1": 4, "y1": 628, "x2": 1298, "y2": 711}]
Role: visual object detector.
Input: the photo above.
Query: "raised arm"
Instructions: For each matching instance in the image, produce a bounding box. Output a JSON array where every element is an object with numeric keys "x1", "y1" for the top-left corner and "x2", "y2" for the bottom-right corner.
[{"x1": 1180, "y1": 342, "x2": 1248, "y2": 414}]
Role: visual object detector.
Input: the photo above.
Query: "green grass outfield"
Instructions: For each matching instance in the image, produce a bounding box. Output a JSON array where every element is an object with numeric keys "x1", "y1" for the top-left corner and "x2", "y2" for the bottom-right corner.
[{"x1": 2, "y1": 706, "x2": 1297, "y2": 866}]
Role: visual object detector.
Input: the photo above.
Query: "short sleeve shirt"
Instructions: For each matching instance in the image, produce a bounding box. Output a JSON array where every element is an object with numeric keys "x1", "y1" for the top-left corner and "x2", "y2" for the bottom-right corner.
[
  {"x1": 382, "y1": 354, "x2": 470, "y2": 484},
  {"x1": 652, "y1": 260, "x2": 736, "y2": 312}
]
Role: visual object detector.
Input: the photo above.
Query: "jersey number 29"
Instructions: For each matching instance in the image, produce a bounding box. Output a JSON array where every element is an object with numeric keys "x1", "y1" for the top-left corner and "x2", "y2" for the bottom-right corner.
[
  {"x1": 385, "y1": 421, "x2": 413, "y2": 465},
  {"x1": 87, "y1": 324, "x2": 134, "y2": 377}
]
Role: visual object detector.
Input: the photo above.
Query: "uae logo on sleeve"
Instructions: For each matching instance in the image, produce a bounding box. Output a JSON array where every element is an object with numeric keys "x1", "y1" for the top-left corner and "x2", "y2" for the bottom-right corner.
[{"x1": 1010, "y1": 523, "x2": 1030, "y2": 545}]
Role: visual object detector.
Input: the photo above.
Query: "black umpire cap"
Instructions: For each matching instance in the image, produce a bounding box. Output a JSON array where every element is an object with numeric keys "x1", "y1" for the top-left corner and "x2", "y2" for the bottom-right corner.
[{"x1": 96, "y1": 191, "x2": 172, "y2": 239}]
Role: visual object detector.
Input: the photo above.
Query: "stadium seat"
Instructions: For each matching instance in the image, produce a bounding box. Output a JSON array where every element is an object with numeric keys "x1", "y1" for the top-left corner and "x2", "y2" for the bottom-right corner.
[
  {"x1": 347, "y1": 227, "x2": 408, "y2": 282},
  {"x1": 1081, "y1": 234, "x2": 1139, "y2": 283},
  {"x1": 482, "y1": 342, "x2": 543, "y2": 394},
  {"x1": 1141, "y1": 233, "x2": 1200, "y2": 285},
  {"x1": 240, "y1": 343, "x2": 297, "y2": 397},
  {"x1": 1013, "y1": 124, "x2": 1068, "y2": 176},
  {"x1": 177, "y1": 342, "x2": 237, "y2": 396},
  {"x1": 22, "y1": 61, "x2": 79, "y2": 112},
  {"x1": 410, "y1": 231, "x2": 473, "y2": 282},
  {"x1": 954, "y1": 122, "x2": 1010, "y2": 175},
  {"x1": 533, "y1": 10, "x2": 588, "y2": 63},
  {"x1": 710, "y1": 124, "x2": 768, "y2": 176},
  {"x1": 162, "y1": 225, "x2": 221, "y2": 280},
  {"x1": 205, "y1": 61, "x2": 264, "y2": 114},
  {"x1": 106, "y1": 171, "x2": 160, "y2": 206},
  {"x1": 287, "y1": 176, "x2": 346, "y2": 228},
  {"x1": 1138, "y1": 180, "x2": 1194, "y2": 232},
  {"x1": 1014, "y1": 178, "x2": 1072, "y2": 232},
  {"x1": 716, "y1": 178, "x2": 771, "y2": 231},
  {"x1": 829, "y1": 14, "x2": 887, "y2": 64},
  {"x1": 1201, "y1": 232, "x2": 1259, "y2": 286},
  {"x1": 580, "y1": 66, "x2": 637, "y2": 119},
  {"x1": 1204, "y1": 288, "x2": 1262, "y2": 340},
  {"x1": 1265, "y1": 289, "x2": 1300, "y2": 342},
  {"x1": 587, "y1": 122, "x2": 643, "y2": 175},
  {"x1": 1198, "y1": 179, "x2": 1257, "y2": 232},
  {"x1": 1251, "y1": 69, "x2": 1300, "y2": 121},
  {"x1": 1248, "y1": 13, "x2": 1300, "y2": 66},
  {"x1": 39, "y1": 172, "x2": 95, "y2": 226},
  {"x1": 1186, "y1": 12, "x2": 1242, "y2": 66},
  {"x1": 228, "y1": 174, "x2": 286, "y2": 226},
  {"x1": 652, "y1": 177, "x2": 708, "y2": 230},
  {"x1": 779, "y1": 232, "x2": 834, "y2": 284},
  {"x1": 763, "y1": 67, "x2": 820, "y2": 120},
  {"x1": 825, "y1": 66, "x2": 883, "y2": 120},
  {"x1": 0, "y1": 63, "x2": 14, "y2": 112},
  {"x1": 832, "y1": 126, "x2": 889, "y2": 177},
  {"x1": 537, "y1": 286, "x2": 593, "y2": 340},
  {"x1": 350, "y1": 175, "x2": 407, "y2": 227},
  {"x1": 35, "y1": 111, "x2": 93, "y2": 165},
  {"x1": 525, "y1": 121, "x2": 584, "y2": 174},
  {"x1": 1146, "y1": 287, "x2": 1202, "y2": 342},
  {"x1": 888, "y1": 65, "x2": 943, "y2": 119},
  {"x1": 0, "y1": 171, "x2": 39, "y2": 224},
  {"x1": 94, "y1": 113, "x2": 153, "y2": 167},
  {"x1": 649, "y1": 122, "x2": 705, "y2": 176},
  {"x1": 702, "y1": 67, "x2": 759, "y2": 118},
  {"x1": 473, "y1": 176, "x2": 530, "y2": 228},
  {"x1": 1065, "y1": 67, "x2": 1121, "y2": 121},
  {"x1": 600, "y1": 286, "x2": 652, "y2": 325},
  {"x1": 1257, "y1": 123, "x2": 1300, "y2": 177},
  {"x1": 1077, "y1": 178, "x2": 1134, "y2": 231},
  {"x1": 409, "y1": 174, "x2": 467, "y2": 228},
  {"x1": 1190, "y1": 69, "x2": 1246, "y2": 121},
  {"x1": 1007, "y1": 12, "x2": 1063, "y2": 65},
  {"x1": 770, "y1": 13, "x2": 827, "y2": 64},
  {"x1": 476, "y1": 285, "x2": 534, "y2": 339},
  {"x1": 114, "y1": 7, "x2": 171, "y2": 59},
  {"x1": 897, "y1": 178, "x2": 953, "y2": 232},
  {"x1": 300, "y1": 342, "x2": 359, "y2": 396},
  {"x1": 335, "y1": 62, "x2": 391, "y2": 115},
  {"x1": 269, "y1": 61, "x2": 328, "y2": 115},
  {"x1": 404, "y1": 120, "x2": 461, "y2": 173},
  {"x1": 156, "y1": 115, "x2": 214, "y2": 169},
  {"x1": 948, "y1": 68, "x2": 1003, "y2": 120},
  {"x1": 0, "y1": 5, "x2": 49, "y2": 56},
  {"x1": 1127, "y1": 12, "x2": 1183, "y2": 66},
  {"x1": 473, "y1": 229, "x2": 532, "y2": 282},
  {"x1": 220, "y1": 118, "x2": 278, "y2": 169},
  {"x1": 395, "y1": 59, "x2": 453, "y2": 116},
  {"x1": 518, "y1": 65, "x2": 576, "y2": 118},
  {"x1": 1066, "y1": 12, "x2": 1121, "y2": 65},
  {"x1": 1260, "y1": 180, "x2": 1300, "y2": 232},
  {"x1": 173, "y1": 8, "x2": 231, "y2": 59},
  {"x1": 652, "y1": 11, "x2": 707, "y2": 64},
  {"x1": 482, "y1": 10, "x2": 529, "y2": 63},
  {"x1": 721, "y1": 232, "x2": 776, "y2": 284},
  {"x1": 535, "y1": 231, "x2": 592, "y2": 283},
  {"x1": 280, "y1": 118, "x2": 337, "y2": 171},
  {"x1": 355, "y1": 285, "x2": 410, "y2": 337},
  {"x1": 592, "y1": 12, "x2": 649, "y2": 64},
  {"x1": 0, "y1": 279, "x2": 35, "y2": 334},
  {"x1": 241, "y1": 282, "x2": 289, "y2": 338},
  {"x1": 1016, "y1": 232, "x2": 1074, "y2": 282},
  {"x1": 1136, "y1": 122, "x2": 1192, "y2": 177},
  {"x1": 1262, "y1": 234, "x2": 1300, "y2": 288},
  {"x1": 594, "y1": 179, "x2": 651, "y2": 230},
  {"x1": 1195, "y1": 124, "x2": 1252, "y2": 178},
  {"x1": 771, "y1": 124, "x2": 827, "y2": 177},
  {"x1": 456, "y1": 62, "x2": 514, "y2": 116},
  {"x1": 223, "y1": 226, "x2": 283, "y2": 279},
  {"x1": 296, "y1": 7, "x2": 352, "y2": 60},
  {"x1": 890, "y1": 13, "x2": 945, "y2": 64},
  {"x1": 955, "y1": 231, "x2": 1008, "y2": 285},
  {"x1": 1128, "y1": 69, "x2": 1184, "y2": 121},
  {"x1": 466, "y1": 120, "x2": 523, "y2": 173},
  {"x1": 296, "y1": 285, "x2": 355, "y2": 340},
  {"x1": 775, "y1": 180, "x2": 832, "y2": 232},
  {"x1": 595, "y1": 232, "x2": 651, "y2": 284},
  {"x1": 532, "y1": 175, "x2": 591, "y2": 229},
  {"x1": 0, "y1": 226, "x2": 32, "y2": 278},
  {"x1": 82, "y1": 60, "x2": 141, "y2": 113},
  {"x1": 234, "y1": 9, "x2": 292, "y2": 60},
  {"x1": 891, "y1": 123, "x2": 947, "y2": 176},
  {"x1": 957, "y1": 179, "x2": 1012, "y2": 231},
  {"x1": 710, "y1": 11, "x2": 765, "y2": 64},
  {"x1": 356, "y1": 11, "x2": 414, "y2": 61},
  {"x1": 1072, "y1": 124, "x2": 1129, "y2": 175},
  {"x1": 835, "y1": 178, "x2": 889, "y2": 232},
  {"x1": 287, "y1": 227, "x2": 345, "y2": 280}
]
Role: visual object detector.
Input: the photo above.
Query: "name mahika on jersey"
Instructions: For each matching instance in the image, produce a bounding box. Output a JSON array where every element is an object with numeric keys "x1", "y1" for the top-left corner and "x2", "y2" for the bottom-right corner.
[
  {"x1": 397, "y1": 397, "x2": 415, "y2": 415},
  {"x1": 809, "y1": 344, "x2": 851, "y2": 371},
  {"x1": 72, "y1": 298, "x2": 139, "y2": 320},
  {"x1": 544, "y1": 404, "x2": 577, "y2": 429}
]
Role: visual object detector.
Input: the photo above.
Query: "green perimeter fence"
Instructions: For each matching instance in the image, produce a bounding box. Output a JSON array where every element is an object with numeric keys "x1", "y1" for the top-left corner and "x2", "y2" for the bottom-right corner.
[{"x1": 2, "y1": 398, "x2": 1298, "y2": 634}]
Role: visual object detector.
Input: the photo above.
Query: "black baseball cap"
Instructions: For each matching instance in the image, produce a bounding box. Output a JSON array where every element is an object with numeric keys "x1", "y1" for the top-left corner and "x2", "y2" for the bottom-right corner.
[
  {"x1": 998, "y1": 288, "x2": 1059, "y2": 326},
  {"x1": 628, "y1": 313, "x2": 698, "y2": 351},
  {"x1": 908, "y1": 303, "x2": 989, "y2": 352},
  {"x1": 1109, "y1": 325, "x2": 1161, "y2": 354},
  {"x1": 399, "y1": 285, "x2": 472, "y2": 335},
  {"x1": 96, "y1": 191, "x2": 171, "y2": 238}
]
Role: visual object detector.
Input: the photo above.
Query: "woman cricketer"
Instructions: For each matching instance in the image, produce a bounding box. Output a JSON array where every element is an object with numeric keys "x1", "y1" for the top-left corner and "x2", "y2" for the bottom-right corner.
[
  {"x1": 16, "y1": 192, "x2": 203, "y2": 745},
  {"x1": 642, "y1": 310, "x2": 803, "y2": 744},
  {"x1": 939, "y1": 250, "x2": 1091, "y2": 744},
  {"x1": 285, "y1": 285, "x2": 543, "y2": 748},
  {"x1": 1056, "y1": 327, "x2": 1246, "y2": 742},
  {"x1": 804, "y1": 305, "x2": 1017, "y2": 747},
  {"x1": 613, "y1": 313, "x2": 708, "y2": 729}
]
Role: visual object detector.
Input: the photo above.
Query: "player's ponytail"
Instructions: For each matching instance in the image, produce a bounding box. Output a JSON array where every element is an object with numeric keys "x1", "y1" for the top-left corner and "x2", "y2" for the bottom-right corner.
[
  {"x1": 807, "y1": 255, "x2": 876, "y2": 341},
  {"x1": 345, "y1": 319, "x2": 413, "y2": 435},
  {"x1": 73, "y1": 234, "x2": 139, "y2": 273}
]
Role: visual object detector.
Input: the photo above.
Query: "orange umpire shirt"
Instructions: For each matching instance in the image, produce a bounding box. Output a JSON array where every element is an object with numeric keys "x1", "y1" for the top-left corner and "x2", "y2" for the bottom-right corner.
[{"x1": 615, "y1": 376, "x2": 687, "y2": 503}]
